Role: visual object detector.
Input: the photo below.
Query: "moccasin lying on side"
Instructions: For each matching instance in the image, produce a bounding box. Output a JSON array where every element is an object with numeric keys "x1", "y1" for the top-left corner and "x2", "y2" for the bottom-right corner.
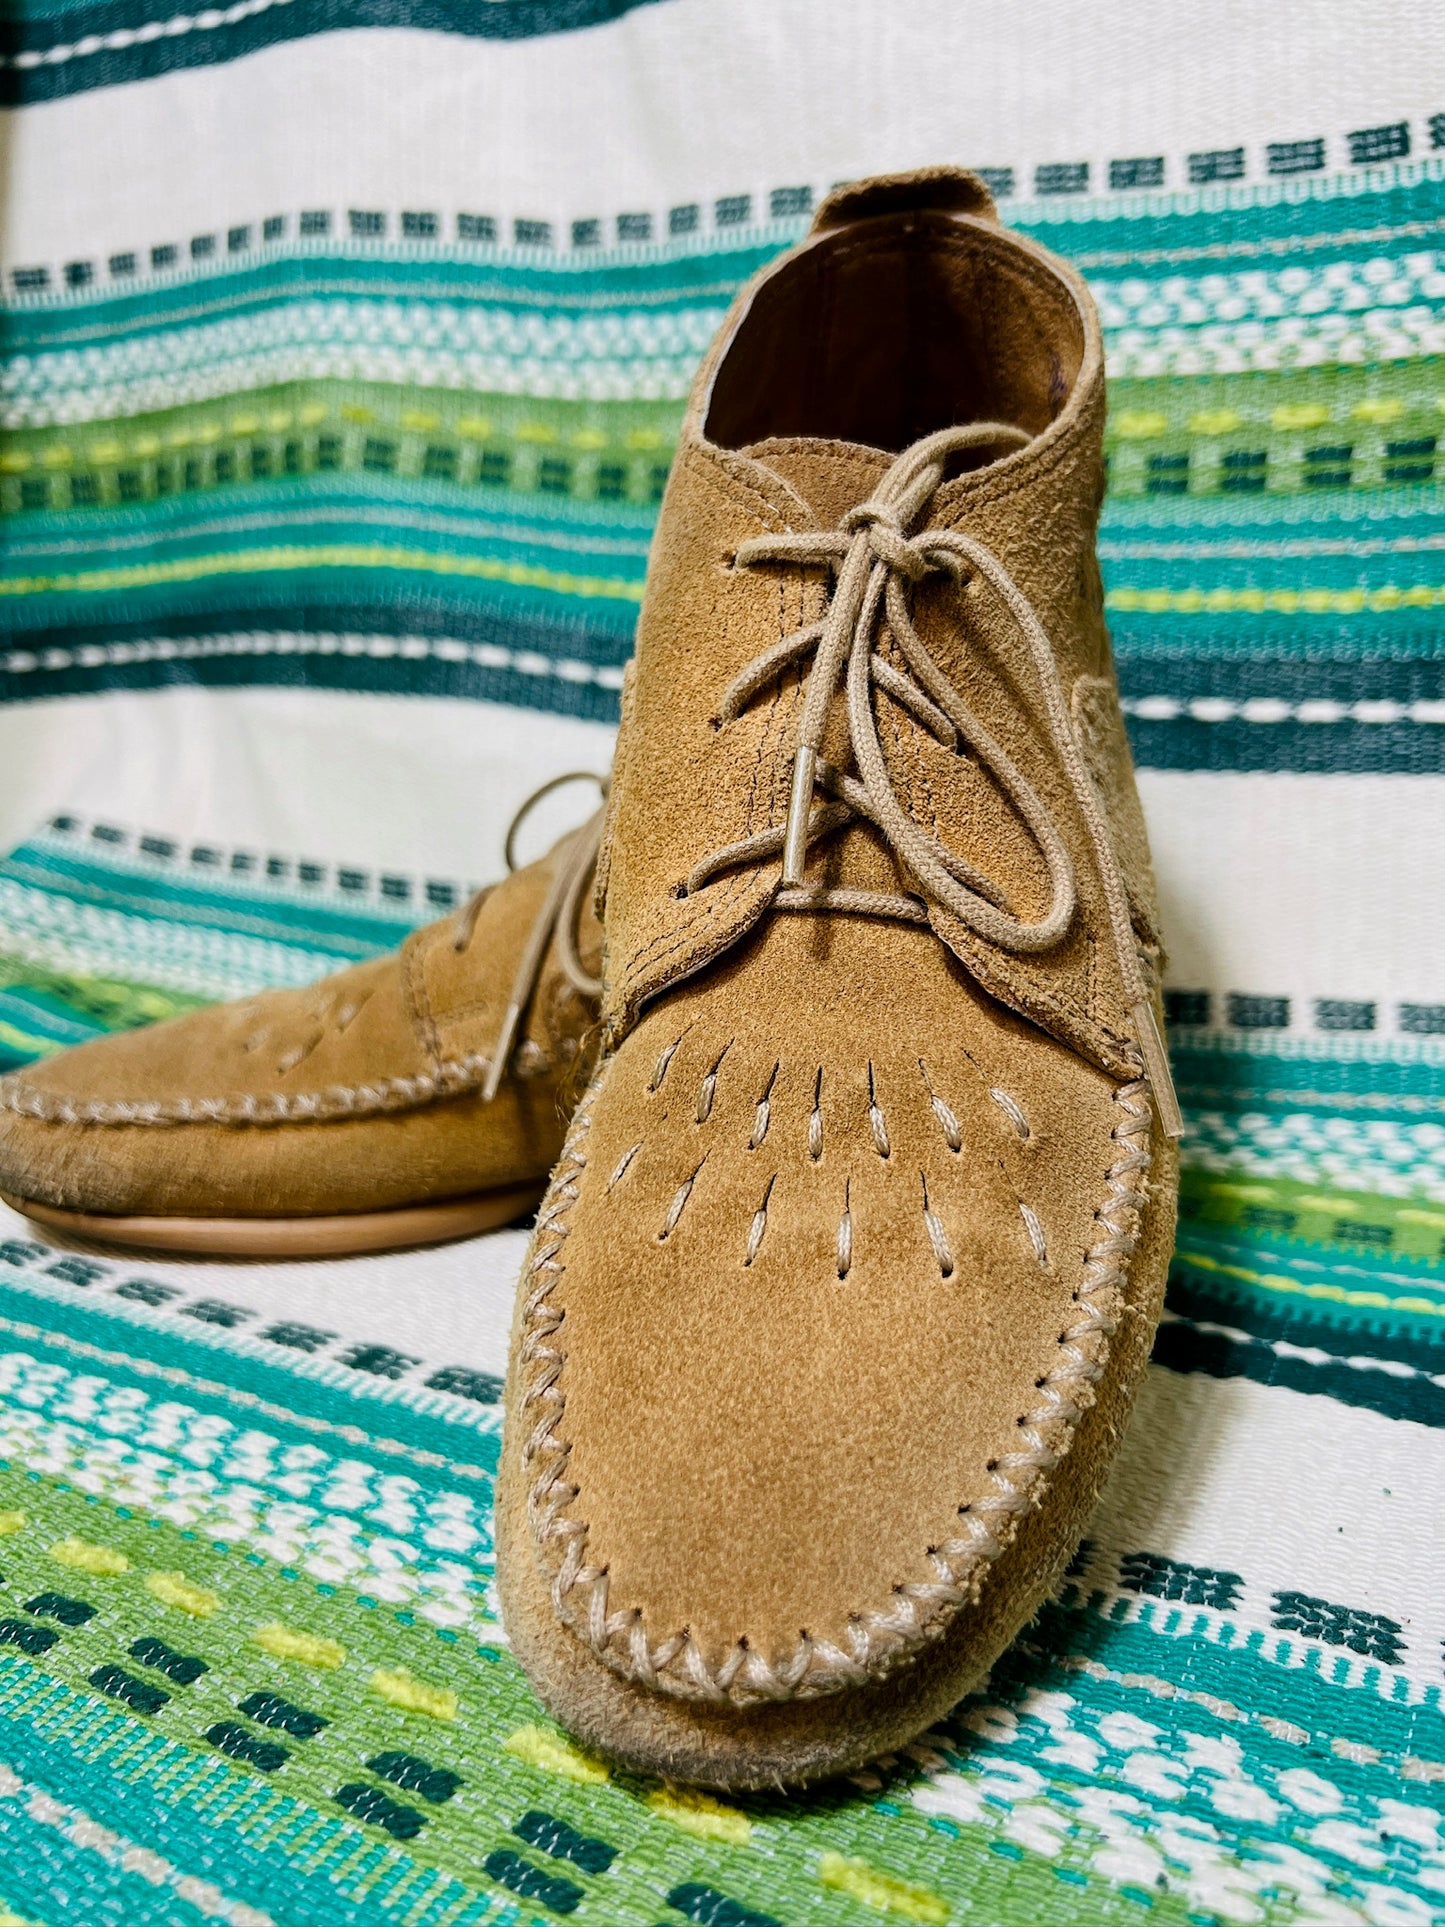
[
  {"x1": 0, "y1": 823, "x2": 602, "y2": 1256},
  {"x1": 497, "y1": 170, "x2": 1180, "y2": 1787}
]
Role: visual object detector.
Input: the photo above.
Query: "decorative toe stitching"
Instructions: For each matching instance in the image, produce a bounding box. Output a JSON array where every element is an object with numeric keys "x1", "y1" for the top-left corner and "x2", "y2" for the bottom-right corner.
[{"x1": 517, "y1": 1074, "x2": 1156, "y2": 1706}]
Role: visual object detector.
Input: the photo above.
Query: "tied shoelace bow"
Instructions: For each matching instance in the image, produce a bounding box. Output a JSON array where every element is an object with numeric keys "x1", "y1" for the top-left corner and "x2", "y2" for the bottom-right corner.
[
  {"x1": 683, "y1": 422, "x2": 1183, "y2": 1137},
  {"x1": 450, "y1": 772, "x2": 606, "y2": 1104}
]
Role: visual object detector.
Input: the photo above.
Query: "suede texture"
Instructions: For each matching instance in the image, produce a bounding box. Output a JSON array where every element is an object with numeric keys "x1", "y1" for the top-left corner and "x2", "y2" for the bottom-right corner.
[
  {"x1": 497, "y1": 1113, "x2": 1175, "y2": 1788},
  {"x1": 0, "y1": 834, "x2": 602, "y2": 1222},
  {"x1": 498, "y1": 167, "x2": 1179, "y2": 1785}
]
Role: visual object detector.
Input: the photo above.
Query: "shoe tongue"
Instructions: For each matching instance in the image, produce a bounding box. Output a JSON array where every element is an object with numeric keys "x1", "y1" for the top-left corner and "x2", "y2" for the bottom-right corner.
[{"x1": 742, "y1": 435, "x2": 894, "y2": 528}]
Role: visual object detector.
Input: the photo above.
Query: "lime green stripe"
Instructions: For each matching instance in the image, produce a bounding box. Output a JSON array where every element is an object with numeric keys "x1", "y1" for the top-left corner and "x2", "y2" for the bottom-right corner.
[
  {"x1": 0, "y1": 1017, "x2": 62, "y2": 1059},
  {"x1": 1181, "y1": 1171, "x2": 1445, "y2": 1266},
  {"x1": 0, "y1": 543, "x2": 646, "y2": 603},
  {"x1": 1179, "y1": 1243, "x2": 1445, "y2": 1321},
  {"x1": 1108, "y1": 582, "x2": 1445, "y2": 615}
]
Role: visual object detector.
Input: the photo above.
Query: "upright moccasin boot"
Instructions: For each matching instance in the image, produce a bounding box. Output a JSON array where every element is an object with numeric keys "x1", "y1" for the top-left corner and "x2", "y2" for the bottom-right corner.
[
  {"x1": 498, "y1": 168, "x2": 1181, "y2": 1788},
  {"x1": 0, "y1": 814, "x2": 604, "y2": 1256}
]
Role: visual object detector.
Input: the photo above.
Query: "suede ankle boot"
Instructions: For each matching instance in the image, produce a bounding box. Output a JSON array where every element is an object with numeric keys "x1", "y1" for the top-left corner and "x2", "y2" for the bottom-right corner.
[
  {"x1": 497, "y1": 169, "x2": 1181, "y2": 1788},
  {"x1": 0, "y1": 810, "x2": 603, "y2": 1256}
]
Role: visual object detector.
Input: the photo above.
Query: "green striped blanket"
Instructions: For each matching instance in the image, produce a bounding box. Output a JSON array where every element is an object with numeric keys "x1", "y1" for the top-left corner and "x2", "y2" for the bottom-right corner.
[{"x1": 0, "y1": 1, "x2": 1442, "y2": 1920}]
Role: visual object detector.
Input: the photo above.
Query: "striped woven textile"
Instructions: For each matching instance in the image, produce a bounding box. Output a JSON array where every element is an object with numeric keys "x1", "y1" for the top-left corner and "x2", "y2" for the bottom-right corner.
[{"x1": 0, "y1": 3, "x2": 1442, "y2": 1922}]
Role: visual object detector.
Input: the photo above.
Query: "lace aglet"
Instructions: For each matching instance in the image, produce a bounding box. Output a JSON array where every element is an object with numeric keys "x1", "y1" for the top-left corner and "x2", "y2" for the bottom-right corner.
[
  {"x1": 781, "y1": 746, "x2": 816, "y2": 886},
  {"x1": 482, "y1": 1002, "x2": 523, "y2": 1104},
  {"x1": 1132, "y1": 998, "x2": 1184, "y2": 1141}
]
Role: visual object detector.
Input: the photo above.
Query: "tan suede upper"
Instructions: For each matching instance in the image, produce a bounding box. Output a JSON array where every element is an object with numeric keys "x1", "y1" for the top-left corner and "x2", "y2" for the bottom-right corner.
[
  {"x1": 0, "y1": 830, "x2": 603, "y2": 1219},
  {"x1": 503, "y1": 172, "x2": 1178, "y2": 1727}
]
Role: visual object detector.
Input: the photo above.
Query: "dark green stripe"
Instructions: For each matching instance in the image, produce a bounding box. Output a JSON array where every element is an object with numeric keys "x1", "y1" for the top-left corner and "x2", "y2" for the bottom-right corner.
[
  {"x1": 8, "y1": 634, "x2": 1439, "y2": 769},
  {"x1": 1153, "y1": 1314, "x2": 1445, "y2": 1426},
  {"x1": 0, "y1": 0, "x2": 669, "y2": 106},
  {"x1": 1125, "y1": 714, "x2": 1442, "y2": 773},
  {"x1": 0, "y1": 1661, "x2": 459, "y2": 1927},
  {"x1": 1169, "y1": 1246, "x2": 1445, "y2": 1377},
  {"x1": 0, "y1": 634, "x2": 623, "y2": 727},
  {"x1": 1118, "y1": 654, "x2": 1442, "y2": 701}
]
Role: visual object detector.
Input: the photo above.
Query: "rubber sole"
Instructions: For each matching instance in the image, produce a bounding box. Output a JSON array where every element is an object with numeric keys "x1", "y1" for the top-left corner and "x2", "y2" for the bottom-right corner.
[
  {"x1": 495, "y1": 1136, "x2": 1178, "y2": 1789},
  {"x1": 0, "y1": 1181, "x2": 545, "y2": 1259}
]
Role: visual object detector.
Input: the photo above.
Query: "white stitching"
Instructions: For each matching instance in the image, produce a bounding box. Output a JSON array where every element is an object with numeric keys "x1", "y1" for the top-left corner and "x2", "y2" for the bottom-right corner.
[
  {"x1": 1019, "y1": 1201, "x2": 1049, "y2": 1266},
  {"x1": 744, "y1": 1174, "x2": 774, "y2": 1267},
  {"x1": 517, "y1": 1074, "x2": 1156, "y2": 1705},
  {"x1": 867, "y1": 1063, "x2": 891, "y2": 1159},
  {"x1": 605, "y1": 1140, "x2": 643, "y2": 1192},
  {"x1": 695, "y1": 1042, "x2": 730, "y2": 1124},
  {"x1": 919, "y1": 1059, "x2": 962, "y2": 1152},
  {"x1": 0, "y1": 1048, "x2": 549, "y2": 1128},
  {"x1": 990, "y1": 1087, "x2": 1032, "y2": 1139},
  {"x1": 921, "y1": 1173, "x2": 955, "y2": 1277},
  {"x1": 658, "y1": 1160, "x2": 704, "y2": 1241},
  {"x1": 808, "y1": 1067, "x2": 824, "y2": 1162},
  {"x1": 749, "y1": 1062, "x2": 778, "y2": 1150},
  {"x1": 648, "y1": 1033, "x2": 685, "y2": 1093}
]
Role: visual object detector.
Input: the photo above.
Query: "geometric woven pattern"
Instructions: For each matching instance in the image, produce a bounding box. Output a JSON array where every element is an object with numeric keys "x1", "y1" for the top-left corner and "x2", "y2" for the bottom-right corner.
[
  {"x1": 0, "y1": 827, "x2": 1439, "y2": 1925},
  {"x1": 1, "y1": 2, "x2": 1443, "y2": 1917}
]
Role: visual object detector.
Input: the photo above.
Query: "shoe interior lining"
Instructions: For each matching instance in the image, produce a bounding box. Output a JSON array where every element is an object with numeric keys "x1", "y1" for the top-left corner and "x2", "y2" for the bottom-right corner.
[{"x1": 705, "y1": 215, "x2": 1084, "y2": 456}]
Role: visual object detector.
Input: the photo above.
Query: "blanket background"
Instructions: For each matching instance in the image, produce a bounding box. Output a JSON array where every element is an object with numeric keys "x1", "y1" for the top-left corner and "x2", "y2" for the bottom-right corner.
[{"x1": 0, "y1": 3, "x2": 1442, "y2": 1921}]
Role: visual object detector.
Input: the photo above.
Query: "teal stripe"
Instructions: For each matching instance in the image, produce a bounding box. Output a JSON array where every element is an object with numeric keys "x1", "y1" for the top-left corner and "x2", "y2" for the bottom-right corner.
[
  {"x1": 0, "y1": 477, "x2": 658, "y2": 562},
  {"x1": 0, "y1": 239, "x2": 783, "y2": 353},
  {"x1": 5, "y1": 167, "x2": 1442, "y2": 358},
  {"x1": 1102, "y1": 490, "x2": 1445, "y2": 539},
  {"x1": 1174, "y1": 1043, "x2": 1445, "y2": 1114},
  {"x1": 0, "y1": 986, "x2": 100, "y2": 1048},
  {"x1": 11, "y1": 480, "x2": 1439, "y2": 586},
  {"x1": 0, "y1": 1657, "x2": 503, "y2": 1927},
  {"x1": 1104, "y1": 538, "x2": 1445, "y2": 598},
  {"x1": 1108, "y1": 614, "x2": 1445, "y2": 662},
  {"x1": 0, "y1": 561, "x2": 641, "y2": 650},
  {"x1": 1017, "y1": 162, "x2": 1445, "y2": 268},
  {"x1": 0, "y1": 1770, "x2": 216, "y2": 1927},
  {"x1": 1021, "y1": 1592, "x2": 1445, "y2": 1774},
  {"x1": 1173, "y1": 1224, "x2": 1445, "y2": 1348},
  {"x1": 0, "y1": 845, "x2": 413, "y2": 954},
  {"x1": 0, "y1": 1269, "x2": 499, "y2": 1489}
]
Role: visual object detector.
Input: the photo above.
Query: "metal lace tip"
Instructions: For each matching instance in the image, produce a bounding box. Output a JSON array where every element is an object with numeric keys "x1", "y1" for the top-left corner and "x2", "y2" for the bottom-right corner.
[
  {"x1": 481, "y1": 1002, "x2": 523, "y2": 1104},
  {"x1": 781, "y1": 745, "x2": 817, "y2": 886},
  {"x1": 1132, "y1": 998, "x2": 1184, "y2": 1141}
]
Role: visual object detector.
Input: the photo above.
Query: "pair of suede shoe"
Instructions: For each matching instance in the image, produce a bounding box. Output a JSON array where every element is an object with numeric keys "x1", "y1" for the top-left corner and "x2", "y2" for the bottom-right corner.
[{"x1": 0, "y1": 169, "x2": 1180, "y2": 1790}]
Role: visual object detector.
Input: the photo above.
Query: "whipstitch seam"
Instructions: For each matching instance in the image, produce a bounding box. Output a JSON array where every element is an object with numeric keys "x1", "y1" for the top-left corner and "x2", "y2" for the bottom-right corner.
[
  {"x1": 0, "y1": 1045, "x2": 559, "y2": 1127},
  {"x1": 517, "y1": 1075, "x2": 1155, "y2": 1704}
]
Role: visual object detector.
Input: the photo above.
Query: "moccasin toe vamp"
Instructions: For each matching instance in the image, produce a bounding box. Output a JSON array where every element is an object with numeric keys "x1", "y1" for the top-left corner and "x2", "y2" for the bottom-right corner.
[
  {"x1": 0, "y1": 955, "x2": 448, "y2": 1217},
  {"x1": 0, "y1": 879, "x2": 593, "y2": 1225},
  {"x1": 507, "y1": 936, "x2": 1162, "y2": 1723}
]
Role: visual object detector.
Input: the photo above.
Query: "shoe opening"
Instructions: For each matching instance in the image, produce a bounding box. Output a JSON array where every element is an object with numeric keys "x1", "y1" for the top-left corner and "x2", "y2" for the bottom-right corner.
[{"x1": 705, "y1": 211, "x2": 1085, "y2": 456}]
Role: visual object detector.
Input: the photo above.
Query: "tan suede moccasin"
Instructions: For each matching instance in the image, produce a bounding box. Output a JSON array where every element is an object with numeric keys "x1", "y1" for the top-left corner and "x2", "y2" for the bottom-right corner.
[
  {"x1": 497, "y1": 169, "x2": 1181, "y2": 1787},
  {"x1": 0, "y1": 812, "x2": 603, "y2": 1256}
]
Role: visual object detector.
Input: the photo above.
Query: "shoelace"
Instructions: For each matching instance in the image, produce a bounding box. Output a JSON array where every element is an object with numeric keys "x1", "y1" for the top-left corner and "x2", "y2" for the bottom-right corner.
[
  {"x1": 450, "y1": 772, "x2": 606, "y2": 1103},
  {"x1": 682, "y1": 423, "x2": 1183, "y2": 1137}
]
